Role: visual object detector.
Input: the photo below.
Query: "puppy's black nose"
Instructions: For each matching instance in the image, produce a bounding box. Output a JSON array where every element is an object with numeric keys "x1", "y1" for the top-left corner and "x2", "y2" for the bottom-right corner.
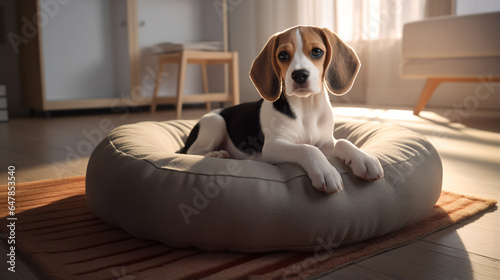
[{"x1": 291, "y1": 69, "x2": 310, "y2": 84}]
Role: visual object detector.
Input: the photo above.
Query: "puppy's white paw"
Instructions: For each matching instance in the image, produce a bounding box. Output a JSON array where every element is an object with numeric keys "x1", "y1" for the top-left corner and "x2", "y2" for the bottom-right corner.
[
  {"x1": 205, "y1": 150, "x2": 230, "y2": 158},
  {"x1": 308, "y1": 163, "x2": 344, "y2": 195},
  {"x1": 344, "y1": 151, "x2": 384, "y2": 181}
]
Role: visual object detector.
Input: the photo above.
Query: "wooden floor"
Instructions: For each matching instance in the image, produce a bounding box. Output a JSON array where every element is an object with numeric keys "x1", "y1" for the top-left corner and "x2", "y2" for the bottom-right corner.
[{"x1": 1, "y1": 105, "x2": 499, "y2": 279}]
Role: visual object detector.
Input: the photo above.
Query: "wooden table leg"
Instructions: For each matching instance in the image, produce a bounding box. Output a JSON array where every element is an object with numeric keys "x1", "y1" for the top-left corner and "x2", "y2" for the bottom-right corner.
[
  {"x1": 200, "y1": 63, "x2": 211, "y2": 111},
  {"x1": 229, "y1": 52, "x2": 240, "y2": 106},
  {"x1": 413, "y1": 78, "x2": 443, "y2": 116},
  {"x1": 150, "y1": 60, "x2": 164, "y2": 113},
  {"x1": 175, "y1": 51, "x2": 188, "y2": 119}
]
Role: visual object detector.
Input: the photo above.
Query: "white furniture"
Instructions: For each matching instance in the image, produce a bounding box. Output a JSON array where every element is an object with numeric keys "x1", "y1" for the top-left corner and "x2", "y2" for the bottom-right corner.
[
  {"x1": 18, "y1": 0, "x2": 141, "y2": 111},
  {"x1": 402, "y1": 11, "x2": 500, "y2": 115},
  {"x1": 18, "y1": 0, "x2": 226, "y2": 113}
]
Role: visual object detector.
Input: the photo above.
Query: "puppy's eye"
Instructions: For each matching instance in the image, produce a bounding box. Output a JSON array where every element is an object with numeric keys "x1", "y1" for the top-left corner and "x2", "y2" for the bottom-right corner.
[
  {"x1": 311, "y1": 48, "x2": 324, "y2": 59},
  {"x1": 278, "y1": 51, "x2": 290, "y2": 61}
]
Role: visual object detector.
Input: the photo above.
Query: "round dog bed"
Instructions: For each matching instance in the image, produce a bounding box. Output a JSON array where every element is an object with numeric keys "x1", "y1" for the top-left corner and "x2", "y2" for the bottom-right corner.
[{"x1": 86, "y1": 119, "x2": 442, "y2": 252}]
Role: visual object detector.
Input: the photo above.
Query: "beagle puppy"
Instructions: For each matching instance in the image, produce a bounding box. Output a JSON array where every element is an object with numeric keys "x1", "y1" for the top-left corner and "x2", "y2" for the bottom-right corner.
[{"x1": 181, "y1": 26, "x2": 383, "y2": 194}]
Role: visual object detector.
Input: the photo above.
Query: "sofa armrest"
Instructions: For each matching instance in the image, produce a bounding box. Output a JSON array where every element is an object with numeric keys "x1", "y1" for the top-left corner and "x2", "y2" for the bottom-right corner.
[{"x1": 402, "y1": 11, "x2": 500, "y2": 59}]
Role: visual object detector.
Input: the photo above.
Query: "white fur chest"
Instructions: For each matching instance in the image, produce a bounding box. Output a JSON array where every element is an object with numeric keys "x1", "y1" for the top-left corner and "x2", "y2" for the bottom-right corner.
[{"x1": 260, "y1": 91, "x2": 334, "y2": 147}]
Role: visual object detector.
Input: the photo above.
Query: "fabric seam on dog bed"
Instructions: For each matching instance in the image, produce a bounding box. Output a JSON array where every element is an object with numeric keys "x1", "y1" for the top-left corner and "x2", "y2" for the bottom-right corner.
[{"x1": 106, "y1": 135, "x2": 438, "y2": 185}]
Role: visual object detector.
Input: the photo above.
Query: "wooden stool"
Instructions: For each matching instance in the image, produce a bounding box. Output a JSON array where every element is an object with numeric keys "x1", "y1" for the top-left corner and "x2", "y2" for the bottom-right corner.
[{"x1": 150, "y1": 50, "x2": 240, "y2": 119}]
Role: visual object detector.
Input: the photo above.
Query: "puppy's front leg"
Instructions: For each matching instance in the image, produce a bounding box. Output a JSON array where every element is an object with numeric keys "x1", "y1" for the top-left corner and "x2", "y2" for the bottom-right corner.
[
  {"x1": 263, "y1": 139, "x2": 343, "y2": 194},
  {"x1": 321, "y1": 139, "x2": 384, "y2": 181}
]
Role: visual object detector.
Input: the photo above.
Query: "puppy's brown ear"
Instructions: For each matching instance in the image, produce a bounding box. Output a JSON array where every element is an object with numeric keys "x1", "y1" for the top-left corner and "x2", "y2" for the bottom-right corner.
[
  {"x1": 249, "y1": 35, "x2": 282, "y2": 102},
  {"x1": 320, "y1": 27, "x2": 360, "y2": 96}
]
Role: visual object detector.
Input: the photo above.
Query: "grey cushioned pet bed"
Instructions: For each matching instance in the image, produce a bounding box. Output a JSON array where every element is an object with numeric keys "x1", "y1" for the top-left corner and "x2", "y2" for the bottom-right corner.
[{"x1": 86, "y1": 119, "x2": 442, "y2": 253}]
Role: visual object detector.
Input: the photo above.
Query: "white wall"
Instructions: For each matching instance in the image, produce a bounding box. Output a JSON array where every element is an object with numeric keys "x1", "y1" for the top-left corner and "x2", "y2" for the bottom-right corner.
[
  {"x1": 42, "y1": 0, "x2": 129, "y2": 101},
  {"x1": 228, "y1": 0, "x2": 259, "y2": 102},
  {"x1": 137, "y1": 0, "x2": 224, "y2": 98},
  {"x1": 201, "y1": 0, "x2": 225, "y2": 94},
  {"x1": 111, "y1": 0, "x2": 131, "y2": 98},
  {"x1": 456, "y1": 0, "x2": 500, "y2": 15}
]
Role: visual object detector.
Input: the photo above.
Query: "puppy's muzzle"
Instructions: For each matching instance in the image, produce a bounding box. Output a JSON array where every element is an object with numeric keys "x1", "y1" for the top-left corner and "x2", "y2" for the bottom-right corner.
[{"x1": 292, "y1": 69, "x2": 310, "y2": 84}]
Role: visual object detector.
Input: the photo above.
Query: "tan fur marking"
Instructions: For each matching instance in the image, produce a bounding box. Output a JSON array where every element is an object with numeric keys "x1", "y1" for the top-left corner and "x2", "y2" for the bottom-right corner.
[
  {"x1": 274, "y1": 29, "x2": 297, "y2": 81},
  {"x1": 299, "y1": 27, "x2": 328, "y2": 85},
  {"x1": 274, "y1": 27, "x2": 328, "y2": 83}
]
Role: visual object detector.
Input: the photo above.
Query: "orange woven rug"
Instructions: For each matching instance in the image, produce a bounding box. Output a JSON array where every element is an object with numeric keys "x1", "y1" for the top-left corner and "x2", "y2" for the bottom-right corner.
[{"x1": 0, "y1": 176, "x2": 496, "y2": 280}]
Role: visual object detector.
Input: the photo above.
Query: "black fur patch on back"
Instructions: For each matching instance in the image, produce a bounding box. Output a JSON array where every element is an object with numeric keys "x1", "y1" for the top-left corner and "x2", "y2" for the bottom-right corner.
[
  {"x1": 273, "y1": 94, "x2": 296, "y2": 119},
  {"x1": 179, "y1": 122, "x2": 200, "y2": 154},
  {"x1": 219, "y1": 100, "x2": 265, "y2": 155}
]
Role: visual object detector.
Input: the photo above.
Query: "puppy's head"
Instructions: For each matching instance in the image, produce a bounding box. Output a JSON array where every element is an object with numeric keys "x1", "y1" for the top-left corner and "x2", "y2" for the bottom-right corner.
[{"x1": 250, "y1": 26, "x2": 360, "y2": 101}]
